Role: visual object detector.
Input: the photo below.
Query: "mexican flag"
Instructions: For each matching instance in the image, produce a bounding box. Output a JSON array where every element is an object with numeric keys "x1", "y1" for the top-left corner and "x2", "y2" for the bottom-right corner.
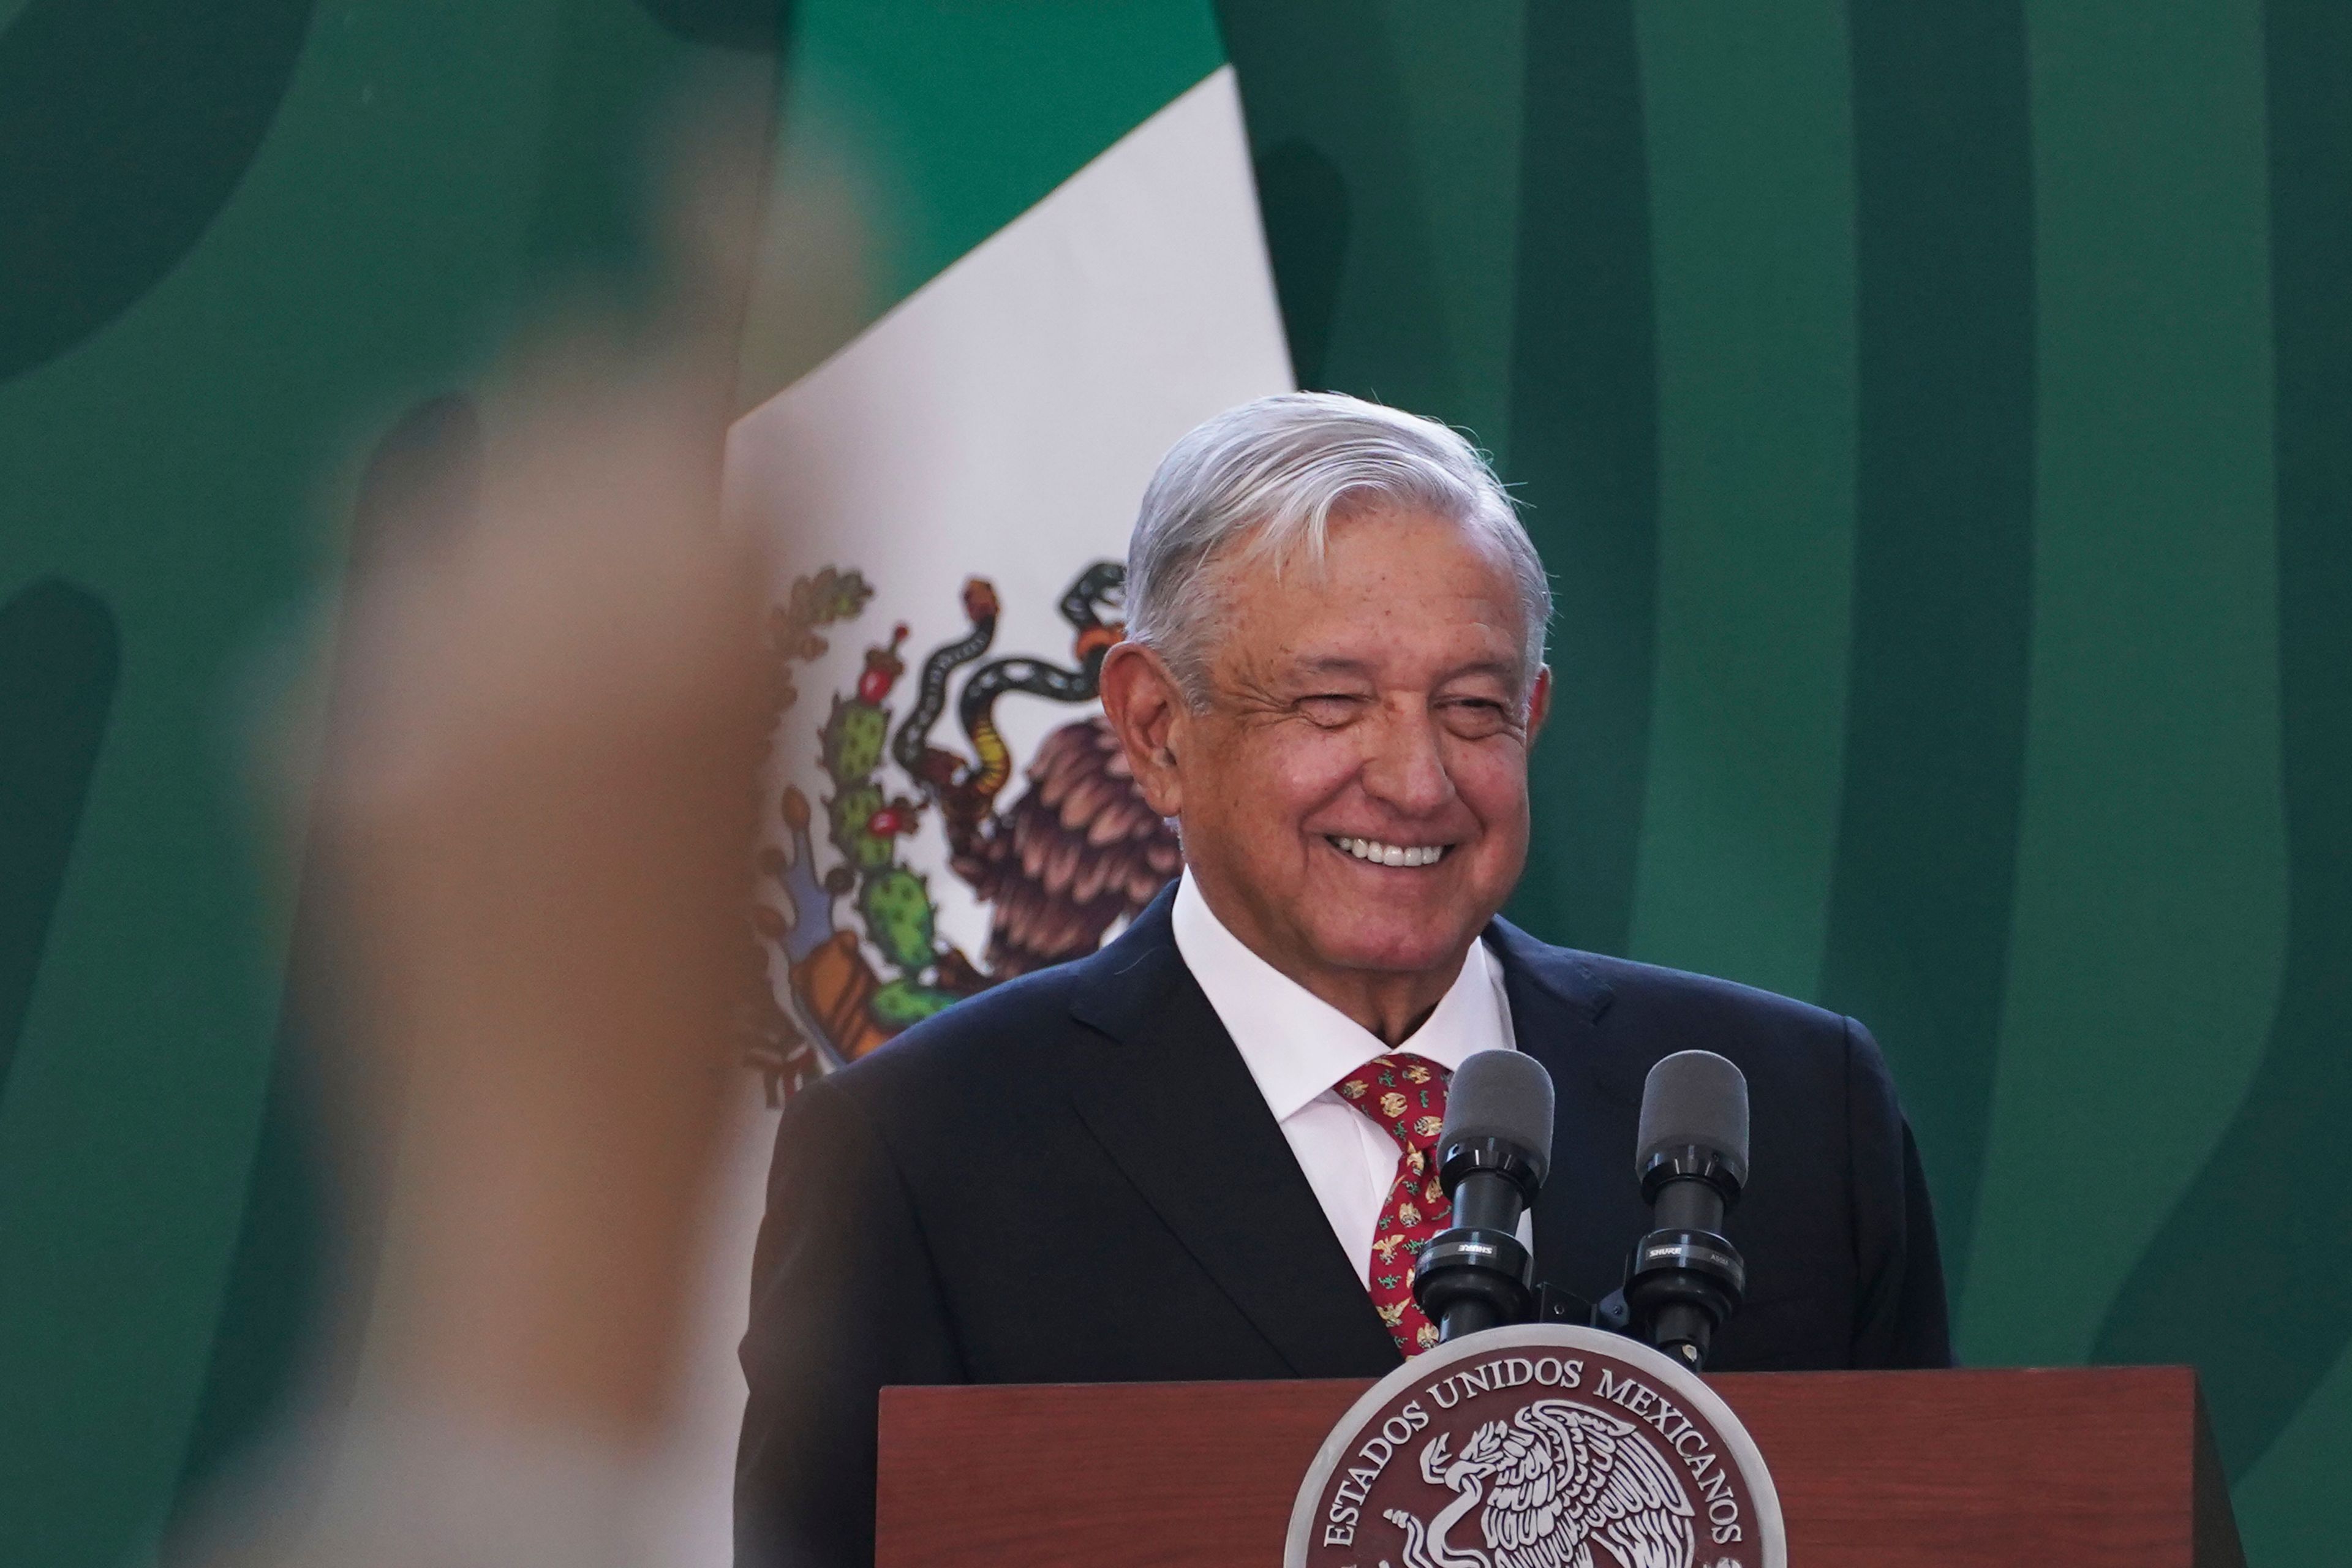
[{"x1": 658, "y1": 3, "x2": 1292, "y2": 1553}]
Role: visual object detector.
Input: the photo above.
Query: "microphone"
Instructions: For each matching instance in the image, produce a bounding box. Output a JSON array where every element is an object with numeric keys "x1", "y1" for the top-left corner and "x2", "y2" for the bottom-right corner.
[
  {"x1": 1411, "y1": 1050, "x2": 1554, "y2": 1343},
  {"x1": 1623, "y1": 1050, "x2": 1750, "y2": 1370}
]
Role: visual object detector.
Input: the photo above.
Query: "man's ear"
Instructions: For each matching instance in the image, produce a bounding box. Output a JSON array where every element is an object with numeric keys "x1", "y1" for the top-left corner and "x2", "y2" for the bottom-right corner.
[
  {"x1": 1098, "y1": 641, "x2": 1188, "y2": 817},
  {"x1": 1525, "y1": 664, "x2": 1553, "y2": 739}
]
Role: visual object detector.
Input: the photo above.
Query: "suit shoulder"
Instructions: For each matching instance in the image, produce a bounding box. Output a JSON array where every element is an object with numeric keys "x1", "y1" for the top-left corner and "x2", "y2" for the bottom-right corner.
[
  {"x1": 1577, "y1": 950, "x2": 1850, "y2": 1039},
  {"x1": 1492, "y1": 921, "x2": 1857, "y2": 1085},
  {"x1": 1554, "y1": 949, "x2": 1888, "y2": 1115}
]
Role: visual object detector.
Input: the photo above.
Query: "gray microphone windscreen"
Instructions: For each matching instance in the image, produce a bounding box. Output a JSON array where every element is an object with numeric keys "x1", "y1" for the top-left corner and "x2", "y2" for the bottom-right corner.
[
  {"x1": 1635, "y1": 1050, "x2": 1750, "y2": 1179},
  {"x1": 1442, "y1": 1050, "x2": 1556, "y2": 1180}
]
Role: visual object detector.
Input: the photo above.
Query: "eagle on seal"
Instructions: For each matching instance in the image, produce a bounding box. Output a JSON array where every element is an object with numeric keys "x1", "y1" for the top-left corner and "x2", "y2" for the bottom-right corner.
[{"x1": 1383, "y1": 1400, "x2": 1697, "y2": 1568}]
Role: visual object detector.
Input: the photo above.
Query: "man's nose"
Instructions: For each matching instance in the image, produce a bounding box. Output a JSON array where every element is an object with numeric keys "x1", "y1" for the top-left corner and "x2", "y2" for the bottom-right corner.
[{"x1": 1360, "y1": 706, "x2": 1457, "y2": 815}]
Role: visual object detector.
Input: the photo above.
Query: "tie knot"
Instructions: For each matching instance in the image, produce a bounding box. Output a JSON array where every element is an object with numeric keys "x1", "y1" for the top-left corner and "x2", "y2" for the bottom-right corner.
[{"x1": 1334, "y1": 1052, "x2": 1451, "y2": 1153}]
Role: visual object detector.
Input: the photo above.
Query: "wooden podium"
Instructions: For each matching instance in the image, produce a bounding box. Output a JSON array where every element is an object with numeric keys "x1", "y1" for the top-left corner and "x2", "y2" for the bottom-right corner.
[{"x1": 877, "y1": 1366, "x2": 2243, "y2": 1566}]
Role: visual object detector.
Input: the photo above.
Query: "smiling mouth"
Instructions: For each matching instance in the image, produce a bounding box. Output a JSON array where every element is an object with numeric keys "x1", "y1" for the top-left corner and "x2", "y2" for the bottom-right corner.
[{"x1": 1326, "y1": 835, "x2": 1452, "y2": 869}]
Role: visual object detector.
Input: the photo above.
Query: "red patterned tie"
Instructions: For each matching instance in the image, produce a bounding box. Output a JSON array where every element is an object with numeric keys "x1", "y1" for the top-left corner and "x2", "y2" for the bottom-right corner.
[{"x1": 1335, "y1": 1053, "x2": 1453, "y2": 1356}]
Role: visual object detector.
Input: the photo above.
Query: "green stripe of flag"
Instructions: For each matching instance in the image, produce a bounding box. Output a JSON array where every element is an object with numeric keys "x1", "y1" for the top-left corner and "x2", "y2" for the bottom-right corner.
[{"x1": 778, "y1": 0, "x2": 1225, "y2": 355}]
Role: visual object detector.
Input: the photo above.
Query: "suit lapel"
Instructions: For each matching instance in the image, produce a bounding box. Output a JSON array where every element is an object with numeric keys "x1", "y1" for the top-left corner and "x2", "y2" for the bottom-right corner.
[
  {"x1": 1065, "y1": 896, "x2": 1401, "y2": 1377},
  {"x1": 1483, "y1": 919, "x2": 1654, "y2": 1304}
]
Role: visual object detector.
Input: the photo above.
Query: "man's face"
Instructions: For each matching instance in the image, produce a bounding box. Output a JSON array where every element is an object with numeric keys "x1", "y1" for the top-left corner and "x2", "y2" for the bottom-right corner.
[{"x1": 1161, "y1": 508, "x2": 1547, "y2": 993}]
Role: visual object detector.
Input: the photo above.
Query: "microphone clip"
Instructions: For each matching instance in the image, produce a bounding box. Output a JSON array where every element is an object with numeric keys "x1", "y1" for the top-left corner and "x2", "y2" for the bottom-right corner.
[
  {"x1": 1414, "y1": 1133, "x2": 1546, "y2": 1343},
  {"x1": 1414, "y1": 1226, "x2": 1534, "y2": 1334},
  {"x1": 1618, "y1": 1140, "x2": 1749, "y2": 1367}
]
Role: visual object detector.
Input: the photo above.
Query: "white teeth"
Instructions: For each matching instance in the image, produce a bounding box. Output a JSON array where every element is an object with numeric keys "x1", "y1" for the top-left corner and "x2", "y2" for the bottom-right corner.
[{"x1": 1332, "y1": 836, "x2": 1447, "y2": 867}]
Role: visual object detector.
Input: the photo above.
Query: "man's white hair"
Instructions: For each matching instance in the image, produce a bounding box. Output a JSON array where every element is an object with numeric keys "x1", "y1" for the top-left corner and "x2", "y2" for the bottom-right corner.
[{"x1": 1124, "y1": 391, "x2": 1551, "y2": 706}]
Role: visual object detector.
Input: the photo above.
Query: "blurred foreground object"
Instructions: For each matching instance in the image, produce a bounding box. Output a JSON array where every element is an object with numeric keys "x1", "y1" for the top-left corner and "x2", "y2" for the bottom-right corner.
[
  {"x1": 320, "y1": 332, "x2": 769, "y2": 1452},
  {"x1": 174, "y1": 98, "x2": 820, "y2": 1567}
]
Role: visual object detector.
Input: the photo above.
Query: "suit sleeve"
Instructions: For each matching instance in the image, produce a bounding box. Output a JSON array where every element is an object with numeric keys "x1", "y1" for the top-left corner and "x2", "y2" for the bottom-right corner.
[
  {"x1": 736, "y1": 1073, "x2": 967, "y2": 1568},
  {"x1": 1841, "y1": 1016, "x2": 1956, "y2": 1368}
]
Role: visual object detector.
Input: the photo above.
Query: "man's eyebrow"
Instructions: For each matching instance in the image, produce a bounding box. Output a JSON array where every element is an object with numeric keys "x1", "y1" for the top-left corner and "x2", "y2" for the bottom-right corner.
[
  {"x1": 1284, "y1": 655, "x2": 1530, "y2": 692},
  {"x1": 1439, "y1": 658, "x2": 1522, "y2": 684},
  {"x1": 1288, "y1": 656, "x2": 1378, "y2": 681}
]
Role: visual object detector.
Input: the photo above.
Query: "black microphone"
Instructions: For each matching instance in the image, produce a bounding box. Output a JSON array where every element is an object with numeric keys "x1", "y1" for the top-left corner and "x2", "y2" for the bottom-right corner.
[
  {"x1": 1623, "y1": 1049, "x2": 1750, "y2": 1370},
  {"x1": 1411, "y1": 1050, "x2": 1553, "y2": 1343}
]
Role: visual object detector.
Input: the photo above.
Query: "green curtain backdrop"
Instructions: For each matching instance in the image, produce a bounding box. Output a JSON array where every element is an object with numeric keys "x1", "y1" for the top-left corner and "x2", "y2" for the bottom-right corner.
[
  {"x1": 1221, "y1": 6, "x2": 2346, "y2": 1564},
  {"x1": 0, "y1": 2, "x2": 2344, "y2": 1565}
]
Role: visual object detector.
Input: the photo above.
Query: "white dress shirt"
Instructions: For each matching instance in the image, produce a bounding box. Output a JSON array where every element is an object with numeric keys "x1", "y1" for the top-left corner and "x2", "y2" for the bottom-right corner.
[{"x1": 1170, "y1": 870, "x2": 1520, "y2": 1285}]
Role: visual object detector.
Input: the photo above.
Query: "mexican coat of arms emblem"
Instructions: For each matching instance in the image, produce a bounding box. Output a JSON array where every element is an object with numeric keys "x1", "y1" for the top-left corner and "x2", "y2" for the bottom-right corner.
[
  {"x1": 742, "y1": 560, "x2": 1180, "y2": 1100},
  {"x1": 1289, "y1": 1325, "x2": 1784, "y2": 1568}
]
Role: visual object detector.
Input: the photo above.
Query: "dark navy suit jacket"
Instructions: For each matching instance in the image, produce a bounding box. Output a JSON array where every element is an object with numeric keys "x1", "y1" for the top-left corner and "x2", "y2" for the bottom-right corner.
[{"x1": 736, "y1": 886, "x2": 1950, "y2": 1567}]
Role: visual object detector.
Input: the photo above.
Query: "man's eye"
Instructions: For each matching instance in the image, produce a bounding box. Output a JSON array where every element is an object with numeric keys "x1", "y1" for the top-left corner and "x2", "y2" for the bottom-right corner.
[
  {"x1": 1443, "y1": 698, "x2": 1512, "y2": 735},
  {"x1": 1297, "y1": 693, "x2": 1363, "y2": 723}
]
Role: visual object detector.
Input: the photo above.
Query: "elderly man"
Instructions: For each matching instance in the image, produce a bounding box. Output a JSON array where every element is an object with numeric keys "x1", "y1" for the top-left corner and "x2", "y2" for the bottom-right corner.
[{"x1": 736, "y1": 393, "x2": 1950, "y2": 1568}]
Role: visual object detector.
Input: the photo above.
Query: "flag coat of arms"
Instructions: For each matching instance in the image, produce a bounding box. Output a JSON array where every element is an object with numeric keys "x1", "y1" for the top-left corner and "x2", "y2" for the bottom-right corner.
[
  {"x1": 725, "y1": 2, "x2": 1292, "y2": 1099},
  {"x1": 665, "y1": 6, "x2": 1292, "y2": 1555}
]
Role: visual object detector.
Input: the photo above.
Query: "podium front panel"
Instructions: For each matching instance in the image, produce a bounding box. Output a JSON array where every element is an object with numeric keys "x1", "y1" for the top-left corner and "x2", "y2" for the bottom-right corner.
[{"x1": 877, "y1": 1365, "x2": 2239, "y2": 1567}]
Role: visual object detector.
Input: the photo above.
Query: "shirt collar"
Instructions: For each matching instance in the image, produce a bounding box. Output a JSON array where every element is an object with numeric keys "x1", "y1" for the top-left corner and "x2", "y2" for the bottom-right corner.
[{"x1": 1170, "y1": 869, "x2": 1513, "y2": 1123}]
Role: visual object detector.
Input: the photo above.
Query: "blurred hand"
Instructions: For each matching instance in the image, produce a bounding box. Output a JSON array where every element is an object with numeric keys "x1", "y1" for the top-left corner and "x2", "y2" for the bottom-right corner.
[
  {"x1": 314, "y1": 335, "x2": 771, "y2": 1447},
  {"x1": 167, "y1": 79, "x2": 862, "y2": 1568}
]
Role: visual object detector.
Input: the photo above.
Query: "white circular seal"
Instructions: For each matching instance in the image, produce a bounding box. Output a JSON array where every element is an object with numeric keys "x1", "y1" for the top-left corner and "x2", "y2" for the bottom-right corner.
[{"x1": 1286, "y1": 1325, "x2": 1784, "y2": 1568}]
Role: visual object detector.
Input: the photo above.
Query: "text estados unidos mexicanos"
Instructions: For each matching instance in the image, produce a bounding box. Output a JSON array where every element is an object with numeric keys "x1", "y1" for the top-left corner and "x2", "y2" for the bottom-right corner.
[{"x1": 1320, "y1": 1355, "x2": 1746, "y2": 1550}]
